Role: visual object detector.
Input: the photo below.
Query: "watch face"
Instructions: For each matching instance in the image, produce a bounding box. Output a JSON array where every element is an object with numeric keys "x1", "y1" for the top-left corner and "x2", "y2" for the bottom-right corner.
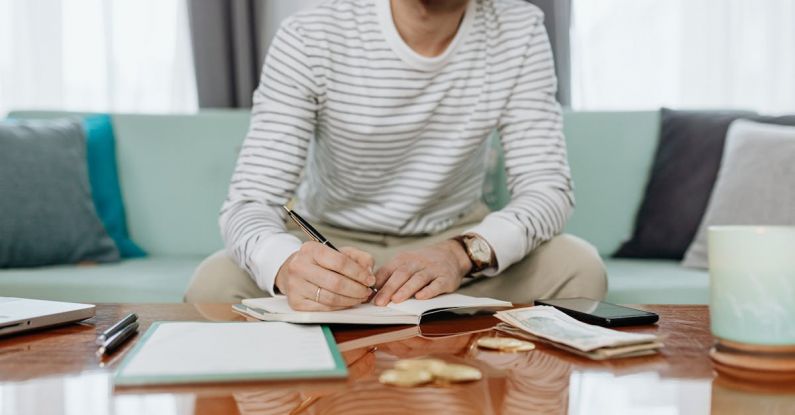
[{"x1": 469, "y1": 238, "x2": 491, "y2": 262}]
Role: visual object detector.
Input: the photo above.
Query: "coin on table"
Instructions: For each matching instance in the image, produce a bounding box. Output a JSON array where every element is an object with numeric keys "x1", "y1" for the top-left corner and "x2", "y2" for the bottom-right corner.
[
  {"x1": 379, "y1": 368, "x2": 434, "y2": 387},
  {"x1": 430, "y1": 363, "x2": 482, "y2": 383},
  {"x1": 395, "y1": 358, "x2": 447, "y2": 372},
  {"x1": 476, "y1": 336, "x2": 535, "y2": 352}
]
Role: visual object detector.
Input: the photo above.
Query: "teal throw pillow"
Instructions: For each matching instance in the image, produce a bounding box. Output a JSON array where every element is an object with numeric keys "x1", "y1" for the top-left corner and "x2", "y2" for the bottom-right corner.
[{"x1": 83, "y1": 115, "x2": 146, "y2": 258}]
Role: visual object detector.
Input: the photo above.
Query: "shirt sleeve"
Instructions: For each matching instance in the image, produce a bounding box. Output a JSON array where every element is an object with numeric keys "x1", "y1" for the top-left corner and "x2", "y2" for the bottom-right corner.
[
  {"x1": 465, "y1": 13, "x2": 574, "y2": 276},
  {"x1": 219, "y1": 21, "x2": 319, "y2": 295}
]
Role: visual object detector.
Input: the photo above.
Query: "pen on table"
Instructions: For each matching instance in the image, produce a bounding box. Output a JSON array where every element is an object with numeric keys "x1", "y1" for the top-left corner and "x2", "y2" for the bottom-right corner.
[
  {"x1": 96, "y1": 312, "x2": 138, "y2": 345},
  {"x1": 96, "y1": 321, "x2": 139, "y2": 357},
  {"x1": 282, "y1": 205, "x2": 378, "y2": 295}
]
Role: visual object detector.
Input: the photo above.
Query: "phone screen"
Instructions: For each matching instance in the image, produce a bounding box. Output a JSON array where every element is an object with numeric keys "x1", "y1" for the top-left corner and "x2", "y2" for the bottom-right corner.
[{"x1": 538, "y1": 298, "x2": 653, "y2": 319}]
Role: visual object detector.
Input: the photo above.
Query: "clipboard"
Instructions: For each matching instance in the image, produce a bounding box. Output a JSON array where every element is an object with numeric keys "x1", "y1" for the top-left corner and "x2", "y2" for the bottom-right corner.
[{"x1": 114, "y1": 321, "x2": 347, "y2": 386}]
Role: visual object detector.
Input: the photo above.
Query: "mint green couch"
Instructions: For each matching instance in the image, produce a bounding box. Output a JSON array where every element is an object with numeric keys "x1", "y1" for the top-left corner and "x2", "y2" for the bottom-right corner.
[{"x1": 1, "y1": 110, "x2": 708, "y2": 304}]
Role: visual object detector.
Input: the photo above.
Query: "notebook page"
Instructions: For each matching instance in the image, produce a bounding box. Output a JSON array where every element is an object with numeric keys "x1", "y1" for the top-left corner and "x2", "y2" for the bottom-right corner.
[
  {"x1": 244, "y1": 296, "x2": 409, "y2": 317},
  {"x1": 387, "y1": 293, "x2": 512, "y2": 316},
  {"x1": 120, "y1": 322, "x2": 335, "y2": 377}
]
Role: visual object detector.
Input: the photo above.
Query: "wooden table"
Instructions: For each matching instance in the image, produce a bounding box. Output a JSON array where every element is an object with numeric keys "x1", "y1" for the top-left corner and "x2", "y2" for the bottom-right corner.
[{"x1": 0, "y1": 304, "x2": 792, "y2": 414}]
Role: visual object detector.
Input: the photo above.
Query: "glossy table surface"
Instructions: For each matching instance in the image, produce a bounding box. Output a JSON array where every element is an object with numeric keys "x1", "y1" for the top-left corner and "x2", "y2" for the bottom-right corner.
[{"x1": 0, "y1": 304, "x2": 792, "y2": 415}]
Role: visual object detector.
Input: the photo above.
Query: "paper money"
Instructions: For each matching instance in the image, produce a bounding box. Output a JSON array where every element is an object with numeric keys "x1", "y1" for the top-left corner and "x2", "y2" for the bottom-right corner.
[
  {"x1": 495, "y1": 306, "x2": 658, "y2": 352},
  {"x1": 495, "y1": 323, "x2": 663, "y2": 360}
]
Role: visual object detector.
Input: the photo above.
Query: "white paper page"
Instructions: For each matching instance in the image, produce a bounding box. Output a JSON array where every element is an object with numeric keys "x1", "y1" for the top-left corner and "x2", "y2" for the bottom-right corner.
[
  {"x1": 387, "y1": 293, "x2": 512, "y2": 316},
  {"x1": 244, "y1": 296, "x2": 408, "y2": 317},
  {"x1": 121, "y1": 322, "x2": 336, "y2": 377}
]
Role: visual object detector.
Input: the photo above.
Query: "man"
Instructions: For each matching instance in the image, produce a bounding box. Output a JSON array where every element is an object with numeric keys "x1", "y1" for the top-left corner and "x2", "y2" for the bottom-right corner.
[{"x1": 185, "y1": 0, "x2": 607, "y2": 308}]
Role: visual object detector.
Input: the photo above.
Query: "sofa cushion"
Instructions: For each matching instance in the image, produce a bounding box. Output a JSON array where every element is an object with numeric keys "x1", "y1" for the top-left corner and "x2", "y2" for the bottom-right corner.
[
  {"x1": 617, "y1": 109, "x2": 795, "y2": 260},
  {"x1": 0, "y1": 119, "x2": 119, "y2": 267},
  {"x1": 486, "y1": 111, "x2": 662, "y2": 256},
  {"x1": 0, "y1": 256, "x2": 707, "y2": 305},
  {"x1": 604, "y1": 259, "x2": 708, "y2": 305},
  {"x1": 683, "y1": 121, "x2": 795, "y2": 269},
  {"x1": 7, "y1": 110, "x2": 251, "y2": 257},
  {"x1": 7, "y1": 112, "x2": 147, "y2": 259},
  {"x1": 563, "y1": 111, "x2": 661, "y2": 255},
  {"x1": 112, "y1": 111, "x2": 249, "y2": 256},
  {"x1": 0, "y1": 256, "x2": 201, "y2": 303},
  {"x1": 615, "y1": 109, "x2": 755, "y2": 260}
]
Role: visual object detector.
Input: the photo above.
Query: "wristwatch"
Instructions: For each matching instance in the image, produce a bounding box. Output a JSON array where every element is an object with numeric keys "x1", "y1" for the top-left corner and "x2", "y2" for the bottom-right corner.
[{"x1": 451, "y1": 233, "x2": 496, "y2": 275}]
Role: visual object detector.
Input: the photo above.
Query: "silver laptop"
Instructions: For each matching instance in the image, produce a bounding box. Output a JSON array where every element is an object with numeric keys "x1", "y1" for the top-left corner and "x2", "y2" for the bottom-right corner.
[{"x1": 0, "y1": 297, "x2": 95, "y2": 336}]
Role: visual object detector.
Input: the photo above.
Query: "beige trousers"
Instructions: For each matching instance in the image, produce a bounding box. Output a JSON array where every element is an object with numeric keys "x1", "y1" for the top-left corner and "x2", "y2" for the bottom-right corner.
[{"x1": 184, "y1": 205, "x2": 607, "y2": 304}]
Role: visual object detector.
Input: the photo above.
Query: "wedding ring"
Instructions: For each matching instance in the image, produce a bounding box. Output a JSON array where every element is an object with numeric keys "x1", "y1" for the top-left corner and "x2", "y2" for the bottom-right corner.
[{"x1": 315, "y1": 286, "x2": 322, "y2": 303}]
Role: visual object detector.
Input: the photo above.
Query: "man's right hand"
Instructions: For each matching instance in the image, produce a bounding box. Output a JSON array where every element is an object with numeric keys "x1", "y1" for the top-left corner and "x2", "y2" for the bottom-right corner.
[{"x1": 274, "y1": 241, "x2": 376, "y2": 311}]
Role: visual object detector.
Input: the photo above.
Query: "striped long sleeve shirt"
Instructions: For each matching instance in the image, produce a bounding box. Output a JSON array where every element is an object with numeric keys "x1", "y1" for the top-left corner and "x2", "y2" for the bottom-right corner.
[{"x1": 220, "y1": 0, "x2": 574, "y2": 294}]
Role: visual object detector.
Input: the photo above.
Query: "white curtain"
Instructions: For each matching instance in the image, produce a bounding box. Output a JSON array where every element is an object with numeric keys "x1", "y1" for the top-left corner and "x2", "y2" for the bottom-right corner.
[
  {"x1": 571, "y1": 0, "x2": 795, "y2": 114},
  {"x1": 0, "y1": 0, "x2": 197, "y2": 117}
]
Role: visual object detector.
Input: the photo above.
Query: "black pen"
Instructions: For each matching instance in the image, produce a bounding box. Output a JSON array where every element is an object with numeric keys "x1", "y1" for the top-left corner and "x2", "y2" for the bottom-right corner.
[
  {"x1": 96, "y1": 321, "x2": 139, "y2": 357},
  {"x1": 96, "y1": 312, "x2": 138, "y2": 345},
  {"x1": 283, "y1": 206, "x2": 338, "y2": 251},
  {"x1": 283, "y1": 205, "x2": 377, "y2": 295}
]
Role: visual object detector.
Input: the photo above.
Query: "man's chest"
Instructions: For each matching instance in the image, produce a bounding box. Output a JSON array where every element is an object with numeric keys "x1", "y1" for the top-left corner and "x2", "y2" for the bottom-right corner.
[{"x1": 316, "y1": 61, "x2": 506, "y2": 146}]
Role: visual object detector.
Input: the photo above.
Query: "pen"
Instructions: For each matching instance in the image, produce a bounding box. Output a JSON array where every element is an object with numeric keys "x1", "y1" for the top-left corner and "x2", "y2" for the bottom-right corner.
[
  {"x1": 96, "y1": 312, "x2": 138, "y2": 345},
  {"x1": 283, "y1": 205, "x2": 338, "y2": 251},
  {"x1": 96, "y1": 321, "x2": 139, "y2": 357},
  {"x1": 283, "y1": 206, "x2": 378, "y2": 295}
]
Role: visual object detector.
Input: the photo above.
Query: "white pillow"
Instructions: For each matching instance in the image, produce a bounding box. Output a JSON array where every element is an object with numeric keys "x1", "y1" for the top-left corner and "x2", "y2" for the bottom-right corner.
[{"x1": 682, "y1": 120, "x2": 795, "y2": 269}]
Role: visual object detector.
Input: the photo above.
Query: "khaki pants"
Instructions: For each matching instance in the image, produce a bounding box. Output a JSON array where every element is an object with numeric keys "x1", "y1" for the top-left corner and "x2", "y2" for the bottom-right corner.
[{"x1": 184, "y1": 205, "x2": 607, "y2": 304}]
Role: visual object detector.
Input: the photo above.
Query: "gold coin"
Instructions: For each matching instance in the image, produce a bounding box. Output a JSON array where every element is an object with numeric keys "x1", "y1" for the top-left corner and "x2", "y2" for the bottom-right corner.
[
  {"x1": 476, "y1": 336, "x2": 535, "y2": 352},
  {"x1": 379, "y1": 368, "x2": 434, "y2": 387},
  {"x1": 395, "y1": 358, "x2": 447, "y2": 372},
  {"x1": 430, "y1": 363, "x2": 482, "y2": 382},
  {"x1": 508, "y1": 341, "x2": 536, "y2": 352}
]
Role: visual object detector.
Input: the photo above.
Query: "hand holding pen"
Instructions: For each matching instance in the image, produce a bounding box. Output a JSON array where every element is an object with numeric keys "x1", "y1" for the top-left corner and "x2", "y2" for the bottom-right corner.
[{"x1": 276, "y1": 206, "x2": 378, "y2": 311}]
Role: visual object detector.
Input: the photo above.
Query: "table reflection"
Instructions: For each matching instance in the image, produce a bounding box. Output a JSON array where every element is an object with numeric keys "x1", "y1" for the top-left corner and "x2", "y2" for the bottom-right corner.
[
  {"x1": 233, "y1": 332, "x2": 575, "y2": 415},
  {"x1": 568, "y1": 371, "x2": 711, "y2": 415},
  {"x1": 234, "y1": 333, "x2": 492, "y2": 415},
  {"x1": 711, "y1": 377, "x2": 795, "y2": 415},
  {"x1": 0, "y1": 371, "x2": 194, "y2": 415},
  {"x1": 2, "y1": 332, "x2": 795, "y2": 415}
]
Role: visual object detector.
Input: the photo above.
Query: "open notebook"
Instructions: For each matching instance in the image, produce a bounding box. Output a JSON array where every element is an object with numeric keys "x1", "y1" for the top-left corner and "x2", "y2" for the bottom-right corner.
[{"x1": 234, "y1": 293, "x2": 512, "y2": 325}]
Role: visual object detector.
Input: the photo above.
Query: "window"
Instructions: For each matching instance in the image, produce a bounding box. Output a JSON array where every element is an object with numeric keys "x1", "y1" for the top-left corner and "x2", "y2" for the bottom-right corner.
[
  {"x1": 0, "y1": 0, "x2": 197, "y2": 117},
  {"x1": 571, "y1": 0, "x2": 795, "y2": 114}
]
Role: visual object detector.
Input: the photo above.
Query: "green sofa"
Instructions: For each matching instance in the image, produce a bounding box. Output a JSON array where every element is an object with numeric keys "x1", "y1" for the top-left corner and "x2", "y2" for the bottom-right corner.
[{"x1": 1, "y1": 110, "x2": 708, "y2": 304}]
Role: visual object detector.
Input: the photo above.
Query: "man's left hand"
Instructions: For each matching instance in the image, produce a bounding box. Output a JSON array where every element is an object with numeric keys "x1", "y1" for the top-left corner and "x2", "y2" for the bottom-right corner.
[{"x1": 372, "y1": 240, "x2": 471, "y2": 306}]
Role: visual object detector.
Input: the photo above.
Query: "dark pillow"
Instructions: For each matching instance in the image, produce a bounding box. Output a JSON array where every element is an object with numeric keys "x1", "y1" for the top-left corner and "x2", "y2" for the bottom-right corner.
[
  {"x1": 0, "y1": 119, "x2": 120, "y2": 267},
  {"x1": 614, "y1": 108, "x2": 795, "y2": 259}
]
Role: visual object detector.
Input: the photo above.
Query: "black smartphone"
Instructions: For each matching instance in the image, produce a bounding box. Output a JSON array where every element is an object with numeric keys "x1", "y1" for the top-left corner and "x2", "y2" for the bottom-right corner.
[{"x1": 534, "y1": 297, "x2": 659, "y2": 327}]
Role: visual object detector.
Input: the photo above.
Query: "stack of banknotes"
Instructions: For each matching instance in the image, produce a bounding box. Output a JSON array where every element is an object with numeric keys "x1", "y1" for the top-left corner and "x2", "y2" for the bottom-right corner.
[{"x1": 494, "y1": 306, "x2": 663, "y2": 360}]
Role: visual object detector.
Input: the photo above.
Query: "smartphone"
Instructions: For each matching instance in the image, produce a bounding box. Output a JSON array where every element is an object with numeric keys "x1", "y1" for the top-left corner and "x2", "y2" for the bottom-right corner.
[{"x1": 533, "y1": 297, "x2": 659, "y2": 327}]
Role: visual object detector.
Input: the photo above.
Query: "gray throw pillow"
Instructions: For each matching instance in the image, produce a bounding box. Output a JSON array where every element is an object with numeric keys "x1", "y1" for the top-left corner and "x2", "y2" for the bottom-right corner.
[
  {"x1": 0, "y1": 119, "x2": 120, "y2": 267},
  {"x1": 682, "y1": 120, "x2": 795, "y2": 269}
]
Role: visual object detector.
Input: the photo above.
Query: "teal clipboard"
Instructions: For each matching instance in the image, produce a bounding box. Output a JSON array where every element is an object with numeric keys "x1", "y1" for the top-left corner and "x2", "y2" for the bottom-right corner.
[{"x1": 114, "y1": 321, "x2": 348, "y2": 386}]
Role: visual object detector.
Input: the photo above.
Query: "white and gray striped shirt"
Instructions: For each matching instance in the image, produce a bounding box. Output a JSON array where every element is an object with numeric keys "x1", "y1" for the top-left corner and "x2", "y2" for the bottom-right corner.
[{"x1": 220, "y1": 0, "x2": 573, "y2": 294}]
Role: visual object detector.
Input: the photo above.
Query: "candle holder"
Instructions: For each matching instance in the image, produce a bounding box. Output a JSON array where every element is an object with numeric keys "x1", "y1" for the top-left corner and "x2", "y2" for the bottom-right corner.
[{"x1": 707, "y1": 226, "x2": 795, "y2": 382}]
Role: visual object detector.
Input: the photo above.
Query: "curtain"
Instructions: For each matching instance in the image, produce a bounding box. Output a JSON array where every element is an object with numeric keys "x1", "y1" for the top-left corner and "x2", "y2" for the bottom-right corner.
[
  {"x1": 529, "y1": 0, "x2": 572, "y2": 106},
  {"x1": 0, "y1": 0, "x2": 197, "y2": 117},
  {"x1": 187, "y1": 0, "x2": 265, "y2": 108},
  {"x1": 571, "y1": 0, "x2": 795, "y2": 114},
  {"x1": 187, "y1": 0, "x2": 321, "y2": 108}
]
